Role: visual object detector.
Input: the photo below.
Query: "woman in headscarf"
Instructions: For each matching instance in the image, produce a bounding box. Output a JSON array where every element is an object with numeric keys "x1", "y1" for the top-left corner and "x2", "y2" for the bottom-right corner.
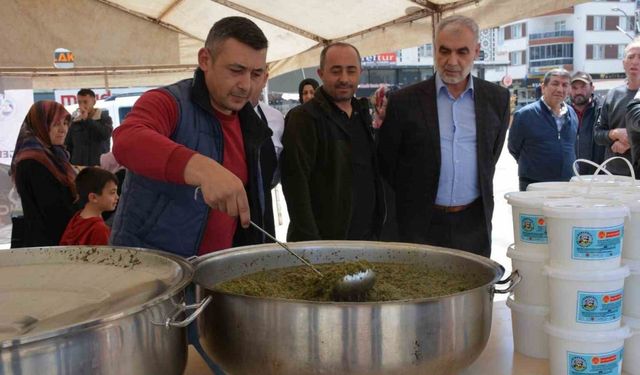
[
  {"x1": 10, "y1": 100, "x2": 78, "y2": 247},
  {"x1": 298, "y1": 78, "x2": 319, "y2": 104}
]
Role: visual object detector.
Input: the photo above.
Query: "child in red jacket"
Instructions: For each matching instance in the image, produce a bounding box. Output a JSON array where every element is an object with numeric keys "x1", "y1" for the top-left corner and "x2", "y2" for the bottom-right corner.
[{"x1": 60, "y1": 167, "x2": 119, "y2": 245}]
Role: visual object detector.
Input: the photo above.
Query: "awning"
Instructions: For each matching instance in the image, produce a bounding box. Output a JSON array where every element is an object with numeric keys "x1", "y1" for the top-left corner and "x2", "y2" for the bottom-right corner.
[{"x1": 0, "y1": 0, "x2": 589, "y2": 89}]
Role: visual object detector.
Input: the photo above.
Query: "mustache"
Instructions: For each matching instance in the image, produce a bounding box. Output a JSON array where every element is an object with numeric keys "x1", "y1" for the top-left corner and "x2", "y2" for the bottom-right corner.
[
  {"x1": 230, "y1": 89, "x2": 249, "y2": 98},
  {"x1": 335, "y1": 82, "x2": 354, "y2": 89}
]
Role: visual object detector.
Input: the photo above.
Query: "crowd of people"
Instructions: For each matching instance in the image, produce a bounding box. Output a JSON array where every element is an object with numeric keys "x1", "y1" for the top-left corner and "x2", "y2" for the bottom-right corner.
[
  {"x1": 10, "y1": 15, "x2": 640, "y2": 261},
  {"x1": 509, "y1": 38, "x2": 640, "y2": 189}
]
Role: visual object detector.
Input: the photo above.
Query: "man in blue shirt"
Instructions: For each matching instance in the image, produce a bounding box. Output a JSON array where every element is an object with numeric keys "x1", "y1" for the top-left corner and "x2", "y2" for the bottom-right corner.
[
  {"x1": 377, "y1": 15, "x2": 510, "y2": 257},
  {"x1": 508, "y1": 69, "x2": 578, "y2": 191}
]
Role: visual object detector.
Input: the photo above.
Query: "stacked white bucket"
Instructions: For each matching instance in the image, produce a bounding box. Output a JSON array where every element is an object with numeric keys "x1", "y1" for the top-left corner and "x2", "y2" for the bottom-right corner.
[
  {"x1": 505, "y1": 189, "x2": 575, "y2": 359},
  {"x1": 542, "y1": 196, "x2": 630, "y2": 375},
  {"x1": 607, "y1": 191, "x2": 640, "y2": 375},
  {"x1": 505, "y1": 159, "x2": 639, "y2": 375}
]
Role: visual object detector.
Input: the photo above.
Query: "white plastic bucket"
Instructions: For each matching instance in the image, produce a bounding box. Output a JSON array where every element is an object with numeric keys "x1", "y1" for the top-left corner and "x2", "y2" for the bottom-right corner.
[
  {"x1": 609, "y1": 193, "x2": 640, "y2": 260},
  {"x1": 542, "y1": 198, "x2": 629, "y2": 270},
  {"x1": 545, "y1": 265, "x2": 629, "y2": 331},
  {"x1": 506, "y1": 244, "x2": 549, "y2": 305},
  {"x1": 622, "y1": 315, "x2": 640, "y2": 375},
  {"x1": 545, "y1": 322, "x2": 631, "y2": 375},
  {"x1": 506, "y1": 295, "x2": 549, "y2": 359},
  {"x1": 623, "y1": 259, "x2": 640, "y2": 319},
  {"x1": 505, "y1": 191, "x2": 576, "y2": 252}
]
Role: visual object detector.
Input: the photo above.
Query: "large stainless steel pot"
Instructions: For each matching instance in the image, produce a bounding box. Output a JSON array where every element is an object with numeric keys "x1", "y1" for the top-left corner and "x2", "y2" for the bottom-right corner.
[
  {"x1": 0, "y1": 246, "x2": 208, "y2": 375},
  {"x1": 194, "y1": 241, "x2": 518, "y2": 375}
]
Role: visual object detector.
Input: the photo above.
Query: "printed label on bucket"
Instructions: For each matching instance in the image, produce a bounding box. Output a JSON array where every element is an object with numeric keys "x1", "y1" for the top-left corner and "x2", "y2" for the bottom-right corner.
[
  {"x1": 519, "y1": 214, "x2": 547, "y2": 244},
  {"x1": 567, "y1": 348, "x2": 623, "y2": 375},
  {"x1": 572, "y1": 224, "x2": 623, "y2": 260},
  {"x1": 576, "y1": 289, "x2": 623, "y2": 324}
]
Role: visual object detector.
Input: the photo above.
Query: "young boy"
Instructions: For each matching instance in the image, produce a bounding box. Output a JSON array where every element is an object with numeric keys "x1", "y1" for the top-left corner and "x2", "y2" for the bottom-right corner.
[{"x1": 60, "y1": 167, "x2": 119, "y2": 245}]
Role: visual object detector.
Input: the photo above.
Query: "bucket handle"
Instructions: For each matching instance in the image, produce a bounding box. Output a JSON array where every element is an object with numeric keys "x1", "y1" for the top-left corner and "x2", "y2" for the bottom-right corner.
[
  {"x1": 572, "y1": 158, "x2": 614, "y2": 180},
  {"x1": 493, "y1": 270, "x2": 521, "y2": 294},
  {"x1": 592, "y1": 156, "x2": 636, "y2": 181},
  {"x1": 573, "y1": 156, "x2": 637, "y2": 194},
  {"x1": 153, "y1": 295, "x2": 212, "y2": 328}
]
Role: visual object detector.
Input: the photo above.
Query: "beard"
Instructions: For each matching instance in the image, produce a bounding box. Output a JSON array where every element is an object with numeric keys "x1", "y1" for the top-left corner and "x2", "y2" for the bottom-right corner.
[
  {"x1": 571, "y1": 94, "x2": 589, "y2": 106},
  {"x1": 436, "y1": 64, "x2": 472, "y2": 86},
  {"x1": 329, "y1": 83, "x2": 355, "y2": 102}
]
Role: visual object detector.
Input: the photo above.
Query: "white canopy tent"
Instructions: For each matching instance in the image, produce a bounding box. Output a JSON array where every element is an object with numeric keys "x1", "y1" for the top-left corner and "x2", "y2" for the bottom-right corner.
[{"x1": 0, "y1": 0, "x2": 588, "y2": 89}]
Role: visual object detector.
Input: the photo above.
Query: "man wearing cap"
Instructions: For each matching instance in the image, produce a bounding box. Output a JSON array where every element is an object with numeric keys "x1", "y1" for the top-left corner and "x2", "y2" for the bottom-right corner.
[
  {"x1": 569, "y1": 71, "x2": 605, "y2": 175},
  {"x1": 508, "y1": 68, "x2": 578, "y2": 191},
  {"x1": 595, "y1": 38, "x2": 640, "y2": 176}
]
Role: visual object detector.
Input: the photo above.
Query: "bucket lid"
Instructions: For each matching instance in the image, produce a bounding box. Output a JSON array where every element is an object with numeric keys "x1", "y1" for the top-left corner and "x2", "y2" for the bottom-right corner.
[
  {"x1": 504, "y1": 190, "x2": 576, "y2": 209},
  {"x1": 506, "y1": 246, "x2": 548, "y2": 262},
  {"x1": 506, "y1": 295, "x2": 549, "y2": 315},
  {"x1": 544, "y1": 322, "x2": 631, "y2": 342},
  {"x1": 623, "y1": 258, "x2": 640, "y2": 275},
  {"x1": 544, "y1": 264, "x2": 630, "y2": 281},
  {"x1": 526, "y1": 181, "x2": 586, "y2": 192},
  {"x1": 571, "y1": 175, "x2": 636, "y2": 188},
  {"x1": 621, "y1": 185, "x2": 640, "y2": 194},
  {"x1": 542, "y1": 197, "x2": 630, "y2": 219},
  {"x1": 571, "y1": 175, "x2": 635, "y2": 184}
]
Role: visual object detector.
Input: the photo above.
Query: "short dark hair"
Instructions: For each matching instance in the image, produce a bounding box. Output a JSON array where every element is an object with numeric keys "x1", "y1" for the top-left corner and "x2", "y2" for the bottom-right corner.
[
  {"x1": 75, "y1": 167, "x2": 118, "y2": 207},
  {"x1": 319, "y1": 42, "x2": 362, "y2": 70},
  {"x1": 205, "y1": 16, "x2": 268, "y2": 59},
  {"x1": 77, "y1": 88, "x2": 96, "y2": 98}
]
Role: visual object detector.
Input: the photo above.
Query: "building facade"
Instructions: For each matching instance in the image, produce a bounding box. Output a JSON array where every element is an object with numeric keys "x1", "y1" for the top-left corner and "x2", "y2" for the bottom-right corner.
[{"x1": 485, "y1": 0, "x2": 638, "y2": 107}]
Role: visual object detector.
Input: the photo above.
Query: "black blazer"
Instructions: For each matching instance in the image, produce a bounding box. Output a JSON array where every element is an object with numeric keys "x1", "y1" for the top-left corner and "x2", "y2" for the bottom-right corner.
[{"x1": 377, "y1": 75, "x2": 510, "y2": 244}]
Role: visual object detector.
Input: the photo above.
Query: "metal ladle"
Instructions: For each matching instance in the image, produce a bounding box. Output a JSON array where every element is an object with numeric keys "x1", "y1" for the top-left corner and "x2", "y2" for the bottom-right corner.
[{"x1": 249, "y1": 221, "x2": 376, "y2": 301}]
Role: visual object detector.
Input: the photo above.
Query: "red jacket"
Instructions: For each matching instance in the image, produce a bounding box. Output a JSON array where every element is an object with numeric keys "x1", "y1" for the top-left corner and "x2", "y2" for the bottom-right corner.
[{"x1": 60, "y1": 212, "x2": 110, "y2": 246}]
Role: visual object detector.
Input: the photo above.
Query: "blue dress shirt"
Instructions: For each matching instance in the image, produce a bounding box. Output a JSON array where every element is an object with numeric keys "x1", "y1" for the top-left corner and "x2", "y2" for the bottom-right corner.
[{"x1": 435, "y1": 73, "x2": 480, "y2": 206}]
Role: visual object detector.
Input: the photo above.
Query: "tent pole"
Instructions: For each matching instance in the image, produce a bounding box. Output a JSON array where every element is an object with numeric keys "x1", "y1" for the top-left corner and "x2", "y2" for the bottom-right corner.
[
  {"x1": 432, "y1": 12, "x2": 442, "y2": 44},
  {"x1": 103, "y1": 69, "x2": 110, "y2": 94}
]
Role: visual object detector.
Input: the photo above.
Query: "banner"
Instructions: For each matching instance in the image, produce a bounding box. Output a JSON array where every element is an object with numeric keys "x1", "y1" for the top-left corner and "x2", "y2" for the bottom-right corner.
[
  {"x1": 0, "y1": 164, "x2": 18, "y2": 245},
  {"x1": 362, "y1": 52, "x2": 397, "y2": 65},
  {"x1": 55, "y1": 87, "x2": 154, "y2": 106},
  {"x1": 0, "y1": 89, "x2": 34, "y2": 166}
]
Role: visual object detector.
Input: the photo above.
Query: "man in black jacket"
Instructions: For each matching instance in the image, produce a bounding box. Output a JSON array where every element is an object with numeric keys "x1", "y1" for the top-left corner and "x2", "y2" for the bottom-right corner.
[
  {"x1": 281, "y1": 42, "x2": 384, "y2": 241},
  {"x1": 377, "y1": 15, "x2": 510, "y2": 257},
  {"x1": 569, "y1": 71, "x2": 605, "y2": 175},
  {"x1": 625, "y1": 88, "x2": 640, "y2": 175},
  {"x1": 66, "y1": 89, "x2": 113, "y2": 166},
  {"x1": 594, "y1": 39, "x2": 640, "y2": 176}
]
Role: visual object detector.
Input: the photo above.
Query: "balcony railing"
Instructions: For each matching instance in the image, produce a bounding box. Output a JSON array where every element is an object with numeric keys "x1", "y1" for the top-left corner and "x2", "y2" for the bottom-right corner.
[
  {"x1": 529, "y1": 58, "x2": 574, "y2": 68},
  {"x1": 529, "y1": 30, "x2": 574, "y2": 40}
]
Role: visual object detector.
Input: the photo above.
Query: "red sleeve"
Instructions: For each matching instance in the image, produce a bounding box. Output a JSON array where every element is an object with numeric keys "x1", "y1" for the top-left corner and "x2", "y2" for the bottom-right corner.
[{"x1": 112, "y1": 89, "x2": 196, "y2": 184}]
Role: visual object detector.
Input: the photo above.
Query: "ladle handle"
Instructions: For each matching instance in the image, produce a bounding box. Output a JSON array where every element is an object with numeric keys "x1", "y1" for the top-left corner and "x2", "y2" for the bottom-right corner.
[{"x1": 249, "y1": 221, "x2": 323, "y2": 277}]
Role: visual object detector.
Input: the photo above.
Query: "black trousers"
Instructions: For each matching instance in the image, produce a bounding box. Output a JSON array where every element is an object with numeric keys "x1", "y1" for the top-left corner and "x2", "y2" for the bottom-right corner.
[
  {"x1": 425, "y1": 198, "x2": 491, "y2": 258},
  {"x1": 519, "y1": 177, "x2": 538, "y2": 192}
]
